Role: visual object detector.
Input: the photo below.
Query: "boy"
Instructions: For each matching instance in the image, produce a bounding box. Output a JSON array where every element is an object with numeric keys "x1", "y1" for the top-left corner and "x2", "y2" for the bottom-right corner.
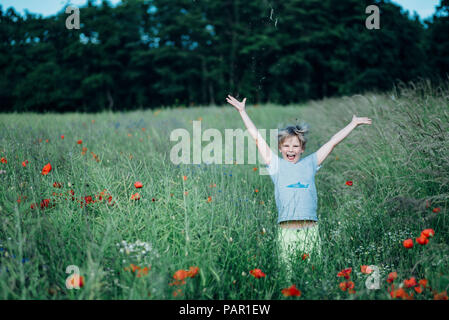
[{"x1": 226, "y1": 95, "x2": 372, "y2": 281}]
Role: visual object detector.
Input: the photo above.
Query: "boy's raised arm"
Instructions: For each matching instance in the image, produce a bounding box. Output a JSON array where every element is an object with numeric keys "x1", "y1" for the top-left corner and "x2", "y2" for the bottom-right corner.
[
  {"x1": 226, "y1": 95, "x2": 272, "y2": 165},
  {"x1": 316, "y1": 115, "x2": 372, "y2": 166}
]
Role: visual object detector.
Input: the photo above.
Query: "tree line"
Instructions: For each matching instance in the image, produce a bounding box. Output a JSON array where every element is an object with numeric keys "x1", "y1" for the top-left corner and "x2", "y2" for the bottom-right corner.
[{"x1": 0, "y1": 0, "x2": 448, "y2": 112}]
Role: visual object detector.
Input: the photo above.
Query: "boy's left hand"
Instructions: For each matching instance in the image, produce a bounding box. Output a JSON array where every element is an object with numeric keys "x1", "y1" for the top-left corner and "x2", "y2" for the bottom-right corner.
[{"x1": 351, "y1": 115, "x2": 372, "y2": 126}]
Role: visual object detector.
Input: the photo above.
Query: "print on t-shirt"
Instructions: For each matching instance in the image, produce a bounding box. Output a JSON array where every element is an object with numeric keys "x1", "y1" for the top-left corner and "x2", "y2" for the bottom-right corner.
[{"x1": 286, "y1": 181, "x2": 309, "y2": 188}]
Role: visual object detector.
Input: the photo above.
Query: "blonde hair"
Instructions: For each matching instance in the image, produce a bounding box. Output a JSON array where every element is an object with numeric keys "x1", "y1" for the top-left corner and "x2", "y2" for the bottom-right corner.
[{"x1": 278, "y1": 123, "x2": 309, "y2": 150}]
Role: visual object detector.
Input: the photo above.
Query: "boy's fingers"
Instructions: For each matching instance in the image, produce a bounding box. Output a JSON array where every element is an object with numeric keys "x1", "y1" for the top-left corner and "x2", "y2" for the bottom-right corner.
[
  {"x1": 227, "y1": 95, "x2": 237, "y2": 103},
  {"x1": 227, "y1": 95, "x2": 245, "y2": 104}
]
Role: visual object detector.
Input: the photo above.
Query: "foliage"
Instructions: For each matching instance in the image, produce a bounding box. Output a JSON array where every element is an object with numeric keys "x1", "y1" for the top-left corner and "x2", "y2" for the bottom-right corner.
[{"x1": 0, "y1": 0, "x2": 448, "y2": 112}]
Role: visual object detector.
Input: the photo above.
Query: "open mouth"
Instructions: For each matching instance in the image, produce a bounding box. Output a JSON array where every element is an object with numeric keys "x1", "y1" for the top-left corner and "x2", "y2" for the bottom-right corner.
[{"x1": 286, "y1": 153, "x2": 296, "y2": 161}]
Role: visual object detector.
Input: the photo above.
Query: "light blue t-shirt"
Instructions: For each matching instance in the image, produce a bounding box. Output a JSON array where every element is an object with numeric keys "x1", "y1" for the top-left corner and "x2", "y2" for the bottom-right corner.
[{"x1": 266, "y1": 149, "x2": 321, "y2": 224}]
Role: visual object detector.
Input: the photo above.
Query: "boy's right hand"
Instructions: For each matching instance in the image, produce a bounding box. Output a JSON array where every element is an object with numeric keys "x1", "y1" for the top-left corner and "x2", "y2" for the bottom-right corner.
[{"x1": 226, "y1": 95, "x2": 246, "y2": 112}]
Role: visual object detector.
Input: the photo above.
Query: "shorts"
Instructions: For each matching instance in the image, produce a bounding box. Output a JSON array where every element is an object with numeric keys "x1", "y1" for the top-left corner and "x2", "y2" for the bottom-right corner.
[{"x1": 277, "y1": 224, "x2": 322, "y2": 281}]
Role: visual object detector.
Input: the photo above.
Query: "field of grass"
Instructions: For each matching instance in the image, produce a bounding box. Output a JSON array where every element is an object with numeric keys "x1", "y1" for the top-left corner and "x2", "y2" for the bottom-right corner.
[{"x1": 0, "y1": 80, "x2": 448, "y2": 300}]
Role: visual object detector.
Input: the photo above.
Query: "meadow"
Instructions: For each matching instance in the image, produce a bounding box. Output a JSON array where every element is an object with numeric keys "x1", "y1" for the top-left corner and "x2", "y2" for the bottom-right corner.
[{"x1": 0, "y1": 80, "x2": 448, "y2": 300}]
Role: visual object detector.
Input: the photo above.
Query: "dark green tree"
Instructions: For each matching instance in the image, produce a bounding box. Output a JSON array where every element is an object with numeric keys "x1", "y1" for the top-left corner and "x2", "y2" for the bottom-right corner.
[{"x1": 426, "y1": 0, "x2": 449, "y2": 79}]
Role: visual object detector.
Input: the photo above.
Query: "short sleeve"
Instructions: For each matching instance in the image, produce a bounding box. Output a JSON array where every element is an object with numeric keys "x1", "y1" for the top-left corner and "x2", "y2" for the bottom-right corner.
[
  {"x1": 312, "y1": 152, "x2": 322, "y2": 172},
  {"x1": 266, "y1": 149, "x2": 280, "y2": 177}
]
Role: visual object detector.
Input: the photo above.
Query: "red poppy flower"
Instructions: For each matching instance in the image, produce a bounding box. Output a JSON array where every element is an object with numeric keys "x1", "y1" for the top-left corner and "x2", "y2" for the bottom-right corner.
[
  {"x1": 390, "y1": 288, "x2": 409, "y2": 299},
  {"x1": 22, "y1": 160, "x2": 29, "y2": 167},
  {"x1": 361, "y1": 265, "x2": 373, "y2": 274},
  {"x1": 53, "y1": 182, "x2": 62, "y2": 188},
  {"x1": 337, "y1": 268, "x2": 352, "y2": 279},
  {"x1": 253, "y1": 167, "x2": 258, "y2": 172},
  {"x1": 134, "y1": 181, "x2": 143, "y2": 188},
  {"x1": 77, "y1": 140, "x2": 82, "y2": 144},
  {"x1": 90, "y1": 152, "x2": 99, "y2": 161},
  {"x1": 434, "y1": 291, "x2": 448, "y2": 300},
  {"x1": 84, "y1": 196, "x2": 93, "y2": 204},
  {"x1": 345, "y1": 181, "x2": 353, "y2": 186},
  {"x1": 418, "y1": 279, "x2": 428, "y2": 288},
  {"x1": 173, "y1": 269, "x2": 189, "y2": 281},
  {"x1": 137, "y1": 266, "x2": 150, "y2": 278},
  {"x1": 127, "y1": 264, "x2": 140, "y2": 273},
  {"x1": 250, "y1": 268, "x2": 266, "y2": 279},
  {"x1": 172, "y1": 288, "x2": 183, "y2": 297},
  {"x1": 61, "y1": 135, "x2": 64, "y2": 139},
  {"x1": 1, "y1": 157, "x2": 7, "y2": 164},
  {"x1": 30, "y1": 203, "x2": 37, "y2": 210},
  {"x1": 404, "y1": 277, "x2": 417, "y2": 288},
  {"x1": 403, "y1": 239, "x2": 414, "y2": 248},
  {"x1": 69, "y1": 275, "x2": 84, "y2": 288},
  {"x1": 183, "y1": 175, "x2": 187, "y2": 181},
  {"x1": 432, "y1": 207, "x2": 441, "y2": 213},
  {"x1": 281, "y1": 284, "x2": 301, "y2": 297},
  {"x1": 131, "y1": 193, "x2": 140, "y2": 200},
  {"x1": 41, "y1": 163, "x2": 52, "y2": 175},
  {"x1": 255, "y1": 189, "x2": 259, "y2": 193},
  {"x1": 187, "y1": 266, "x2": 199, "y2": 278},
  {"x1": 40, "y1": 199, "x2": 50, "y2": 209},
  {"x1": 414, "y1": 286, "x2": 423, "y2": 294},
  {"x1": 387, "y1": 272, "x2": 398, "y2": 283},
  {"x1": 302, "y1": 253, "x2": 309, "y2": 261},
  {"x1": 421, "y1": 229, "x2": 435, "y2": 238},
  {"x1": 170, "y1": 266, "x2": 198, "y2": 285},
  {"x1": 416, "y1": 235, "x2": 429, "y2": 245},
  {"x1": 152, "y1": 198, "x2": 156, "y2": 202},
  {"x1": 207, "y1": 196, "x2": 212, "y2": 202},
  {"x1": 339, "y1": 281, "x2": 355, "y2": 293}
]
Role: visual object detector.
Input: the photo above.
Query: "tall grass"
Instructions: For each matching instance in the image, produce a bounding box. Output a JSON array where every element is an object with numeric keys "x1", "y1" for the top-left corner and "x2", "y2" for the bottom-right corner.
[{"x1": 0, "y1": 80, "x2": 448, "y2": 299}]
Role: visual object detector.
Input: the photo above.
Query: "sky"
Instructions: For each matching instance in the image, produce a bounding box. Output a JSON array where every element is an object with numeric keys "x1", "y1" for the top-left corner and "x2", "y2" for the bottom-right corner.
[
  {"x1": 0, "y1": 0, "x2": 442, "y2": 20},
  {"x1": 391, "y1": 0, "x2": 441, "y2": 20},
  {"x1": 0, "y1": 0, "x2": 121, "y2": 16}
]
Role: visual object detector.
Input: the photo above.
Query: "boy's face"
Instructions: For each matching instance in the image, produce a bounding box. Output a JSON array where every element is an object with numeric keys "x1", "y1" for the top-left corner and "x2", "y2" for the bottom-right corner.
[{"x1": 279, "y1": 135, "x2": 303, "y2": 163}]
